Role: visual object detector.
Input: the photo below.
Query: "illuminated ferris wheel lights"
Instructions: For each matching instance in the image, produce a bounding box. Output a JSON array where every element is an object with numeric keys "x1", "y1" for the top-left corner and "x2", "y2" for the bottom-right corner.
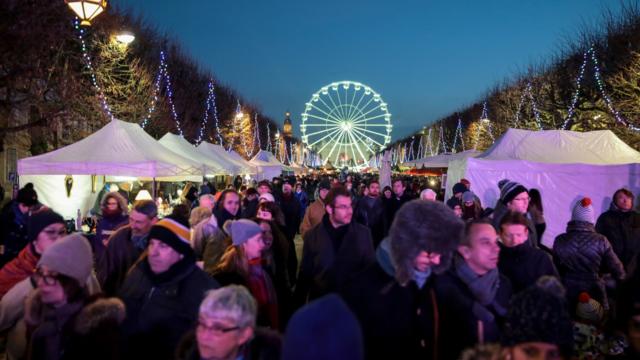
[
  {"x1": 342, "y1": 82, "x2": 350, "y2": 90},
  {"x1": 364, "y1": 88, "x2": 372, "y2": 95},
  {"x1": 321, "y1": 87, "x2": 329, "y2": 95},
  {"x1": 331, "y1": 84, "x2": 339, "y2": 91}
]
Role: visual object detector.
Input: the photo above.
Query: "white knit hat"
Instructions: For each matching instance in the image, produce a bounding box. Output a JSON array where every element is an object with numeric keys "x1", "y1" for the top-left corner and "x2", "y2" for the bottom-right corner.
[{"x1": 572, "y1": 197, "x2": 595, "y2": 224}]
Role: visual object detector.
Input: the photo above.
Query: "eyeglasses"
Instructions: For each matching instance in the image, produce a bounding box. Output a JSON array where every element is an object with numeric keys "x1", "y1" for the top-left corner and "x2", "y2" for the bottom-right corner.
[
  {"x1": 43, "y1": 229, "x2": 67, "y2": 237},
  {"x1": 333, "y1": 205, "x2": 352, "y2": 210},
  {"x1": 32, "y1": 269, "x2": 60, "y2": 286},
  {"x1": 197, "y1": 320, "x2": 241, "y2": 335}
]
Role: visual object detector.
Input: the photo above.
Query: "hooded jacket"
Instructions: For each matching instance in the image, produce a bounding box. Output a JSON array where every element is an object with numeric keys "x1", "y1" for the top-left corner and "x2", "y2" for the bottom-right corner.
[{"x1": 595, "y1": 202, "x2": 640, "y2": 271}]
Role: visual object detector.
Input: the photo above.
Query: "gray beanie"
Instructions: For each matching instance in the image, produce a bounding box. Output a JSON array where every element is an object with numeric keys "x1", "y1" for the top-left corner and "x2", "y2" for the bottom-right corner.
[
  {"x1": 572, "y1": 197, "x2": 595, "y2": 224},
  {"x1": 223, "y1": 219, "x2": 262, "y2": 246},
  {"x1": 37, "y1": 233, "x2": 93, "y2": 285},
  {"x1": 462, "y1": 191, "x2": 475, "y2": 203}
]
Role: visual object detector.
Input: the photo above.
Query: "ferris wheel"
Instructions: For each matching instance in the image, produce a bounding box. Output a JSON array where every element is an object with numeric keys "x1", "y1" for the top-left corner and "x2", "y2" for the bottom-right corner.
[{"x1": 301, "y1": 81, "x2": 392, "y2": 168}]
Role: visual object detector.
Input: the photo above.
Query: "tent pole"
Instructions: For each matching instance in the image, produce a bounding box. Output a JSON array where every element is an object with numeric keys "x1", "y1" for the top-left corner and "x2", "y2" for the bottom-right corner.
[{"x1": 152, "y1": 178, "x2": 157, "y2": 200}]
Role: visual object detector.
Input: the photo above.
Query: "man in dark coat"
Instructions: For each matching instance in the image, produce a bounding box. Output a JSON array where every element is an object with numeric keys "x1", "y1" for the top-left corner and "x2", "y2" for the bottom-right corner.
[
  {"x1": 277, "y1": 181, "x2": 301, "y2": 285},
  {"x1": 294, "y1": 186, "x2": 374, "y2": 307},
  {"x1": 354, "y1": 180, "x2": 385, "y2": 247},
  {"x1": 341, "y1": 200, "x2": 464, "y2": 360},
  {"x1": 119, "y1": 216, "x2": 218, "y2": 360},
  {"x1": 97, "y1": 200, "x2": 157, "y2": 296},
  {"x1": 0, "y1": 185, "x2": 39, "y2": 268},
  {"x1": 595, "y1": 188, "x2": 640, "y2": 272},
  {"x1": 498, "y1": 211, "x2": 558, "y2": 294},
  {"x1": 436, "y1": 219, "x2": 512, "y2": 360},
  {"x1": 555, "y1": 197, "x2": 626, "y2": 310},
  {"x1": 382, "y1": 179, "x2": 412, "y2": 237}
]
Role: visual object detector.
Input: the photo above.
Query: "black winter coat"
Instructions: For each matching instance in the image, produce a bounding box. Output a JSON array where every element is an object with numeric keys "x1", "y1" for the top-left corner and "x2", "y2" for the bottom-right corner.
[
  {"x1": 595, "y1": 205, "x2": 640, "y2": 271},
  {"x1": 340, "y1": 263, "x2": 440, "y2": 360},
  {"x1": 554, "y1": 220, "x2": 626, "y2": 308},
  {"x1": 435, "y1": 269, "x2": 512, "y2": 360},
  {"x1": 293, "y1": 217, "x2": 375, "y2": 307},
  {"x1": 0, "y1": 201, "x2": 30, "y2": 268},
  {"x1": 382, "y1": 194, "x2": 412, "y2": 237},
  {"x1": 498, "y1": 242, "x2": 558, "y2": 294},
  {"x1": 354, "y1": 196, "x2": 385, "y2": 247},
  {"x1": 118, "y1": 257, "x2": 219, "y2": 360}
]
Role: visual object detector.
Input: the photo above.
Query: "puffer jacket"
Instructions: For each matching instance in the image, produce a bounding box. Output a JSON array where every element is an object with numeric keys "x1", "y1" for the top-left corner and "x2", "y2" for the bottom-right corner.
[
  {"x1": 553, "y1": 220, "x2": 626, "y2": 309},
  {"x1": 595, "y1": 203, "x2": 640, "y2": 271}
]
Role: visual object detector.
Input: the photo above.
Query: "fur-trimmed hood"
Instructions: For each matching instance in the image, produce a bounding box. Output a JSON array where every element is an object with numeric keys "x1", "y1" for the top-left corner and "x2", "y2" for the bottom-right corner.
[
  {"x1": 389, "y1": 200, "x2": 464, "y2": 286},
  {"x1": 74, "y1": 297, "x2": 126, "y2": 335},
  {"x1": 100, "y1": 191, "x2": 128, "y2": 216}
]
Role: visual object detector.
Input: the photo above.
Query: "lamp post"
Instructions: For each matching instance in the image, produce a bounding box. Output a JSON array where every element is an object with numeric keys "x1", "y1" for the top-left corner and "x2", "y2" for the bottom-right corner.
[
  {"x1": 65, "y1": 0, "x2": 107, "y2": 26},
  {"x1": 115, "y1": 31, "x2": 135, "y2": 45}
]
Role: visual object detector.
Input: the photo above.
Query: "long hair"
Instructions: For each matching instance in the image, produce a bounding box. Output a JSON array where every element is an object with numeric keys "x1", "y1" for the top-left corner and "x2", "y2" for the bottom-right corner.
[
  {"x1": 528, "y1": 188, "x2": 543, "y2": 213},
  {"x1": 215, "y1": 244, "x2": 249, "y2": 279},
  {"x1": 215, "y1": 189, "x2": 240, "y2": 212}
]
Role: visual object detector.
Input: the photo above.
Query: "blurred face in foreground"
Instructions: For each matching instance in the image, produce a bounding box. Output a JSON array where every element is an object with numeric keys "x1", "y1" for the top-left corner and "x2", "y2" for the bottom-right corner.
[
  {"x1": 368, "y1": 183, "x2": 380, "y2": 197},
  {"x1": 500, "y1": 224, "x2": 529, "y2": 248},
  {"x1": 148, "y1": 239, "x2": 182, "y2": 274},
  {"x1": 508, "y1": 342, "x2": 562, "y2": 360},
  {"x1": 413, "y1": 251, "x2": 441, "y2": 272},
  {"x1": 196, "y1": 314, "x2": 253, "y2": 360},
  {"x1": 326, "y1": 195, "x2": 352, "y2": 227}
]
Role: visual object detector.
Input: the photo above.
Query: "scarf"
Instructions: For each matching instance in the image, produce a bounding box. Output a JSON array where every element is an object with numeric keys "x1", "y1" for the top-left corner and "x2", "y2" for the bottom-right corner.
[
  {"x1": 412, "y1": 268, "x2": 432, "y2": 289},
  {"x1": 322, "y1": 214, "x2": 349, "y2": 253},
  {"x1": 0, "y1": 243, "x2": 39, "y2": 298},
  {"x1": 246, "y1": 258, "x2": 278, "y2": 329},
  {"x1": 453, "y1": 255, "x2": 507, "y2": 322},
  {"x1": 12, "y1": 202, "x2": 28, "y2": 227},
  {"x1": 131, "y1": 234, "x2": 149, "y2": 252}
]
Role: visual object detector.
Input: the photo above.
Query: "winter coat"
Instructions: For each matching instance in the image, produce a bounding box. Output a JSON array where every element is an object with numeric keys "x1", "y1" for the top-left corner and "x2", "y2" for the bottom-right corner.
[
  {"x1": 595, "y1": 204, "x2": 640, "y2": 271},
  {"x1": 339, "y1": 243, "x2": 440, "y2": 360},
  {"x1": 0, "y1": 243, "x2": 39, "y2": 299},
  {"x1": 176, "y1": 327, "x2": 282, "y2": 360},
  {"x1": 299, "y1": 198, "x2": 325, "y2": 236},
  {"x1": 354, "y1": 196, "x2": 385, "y2": 248},
  {"x1": 0, "y1": 201, "x2": 30, "y2": 268},
  {"x1": 554, "y1": 220, "x2": 626, "y2": 308},
  {"x1": 435, "y1": 267, "x2": 512, "y2": 360},
  {"x1": 93, "y1": 213, "x2": 129, "y2": 263},
  {"x1": 294, "y1": 191, "x2": 308, "y2": 219},
  {"x1": 96, "y1": 226, "x2": 145, "y2": 296},
  {"x1": 383, "y1": 193, "x2": 412, "y2": 237},
  {"x1": 293, "y1": 216, "x2": 375, "y2": 307},
  {"x1": 498, "y1": 242, "x2": 558, "y2": 294},
  {"x1": 241, "y1": 198, "x2": 259, "y2": 219},
  {"x1": 118, "y1": 257, "x2": 218, "y2": 360}
]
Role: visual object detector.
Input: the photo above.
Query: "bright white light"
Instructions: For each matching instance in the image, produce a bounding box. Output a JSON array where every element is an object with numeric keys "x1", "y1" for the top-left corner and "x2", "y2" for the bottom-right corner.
[
  {"x1": 135, "y1": 190, "x2": 152, "y2": 201},
  {"x1": 429, "y1": 179, "x2": 436, "y2": 186},
  {"x1": 115, "y1": 32, "x2": 135, "y2": 45}
]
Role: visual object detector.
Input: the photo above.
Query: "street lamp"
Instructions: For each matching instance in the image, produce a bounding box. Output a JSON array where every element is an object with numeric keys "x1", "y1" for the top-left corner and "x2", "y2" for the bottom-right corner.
[
  {"x1": 65, "y1": 0, "x2": 107, "y2": 26},
  {"x1": 115, "y1": 31, "x2": 135, "y2": 45}
]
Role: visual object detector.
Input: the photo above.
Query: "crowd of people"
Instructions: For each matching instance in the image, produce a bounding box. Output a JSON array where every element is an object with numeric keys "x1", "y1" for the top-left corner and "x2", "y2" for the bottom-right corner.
[{"x1": 0, "y1": 173, "x2": 638, "y2": 360}]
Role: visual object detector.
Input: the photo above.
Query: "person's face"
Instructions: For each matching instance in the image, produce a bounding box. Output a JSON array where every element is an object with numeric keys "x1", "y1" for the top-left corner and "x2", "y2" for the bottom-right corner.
[
  {"x1": 34, "y1": 223, "x2": 66, "y2": 254},
  {"x1": 106, "y1": 197, "x2": 119, "y2": 212},
  {"x1": 384, "y1": 189, "x2": 392, "y2": 199},
  {"x1": 368, "y1": 183, "x2": 380, "y2": 197},
  {"x1": 223, "y1": 193, "x2": 240, "y2": 216},
  {"x1": 283, "y1": 183, "x2": 292, "y2": 194},
  {"x1": 295, "y1": 185, "x2": 302, "y2": 193},
  {"x1": 319, "y1": 188, "x2": 329, "y2": 200},
  {"x1": 256, "y1": 209, "x2": 273, "y2": 221},
  {"x1": 259, "y1": 222, "x2": 273, "y2": 249},
  {"x1": 615, "y1": 192, "x2": 633, "y2": 211},
  {"x1": 196, "y1": 315, "x2": 253, "y2": 360},
  {"x1": 464, "y1": 200, "x2": 474, "y2": 207},
  {"x1": 326, "y1": 195, "x2": 352, "y2": 227},
  {"x1": 129, "y1": 210, "x2": 156, "y2": 237},
  {"x1": 147, "y1": 239, "x2": 182, "y2": 274},
  {"x1": 413, "y1": 251, "x2": 441, "y2": 272},
  {"x1": 242, "y1": 233, "x2": 265, "y2": 260},
  {"x1": 346, "y1": 183, "x2": 353, "y2": 191},
  {"x1": 500, "y1": 224, "x2": 529, "y2": 247},
  {"x1": 453, "y1": 205, "x2": 463, "y2": 217},
  {"x1": 459, "y1": 223, "x2": 500, "y2": 276},
  {"x1": 200, "y1": 197, "x2": 215, "y2": 211},
  {"x1": 507, "y1": 192, "x2": 530, "y2": 214},
  {"x1": 17, "y1": 203, "x2": 30, "y2": 214},
  {"x1": 393, "y1": 181, "x2": 405, "y2": 196},
  {"x1": 257, "y1": 185, "x2": 270, "y2": 195},
  {"x1": 510, "y1": 342, "x2": 562, "y2": 360},
  {"x1": 34, "y1": 266, "x2": 67, "y2": 307}
]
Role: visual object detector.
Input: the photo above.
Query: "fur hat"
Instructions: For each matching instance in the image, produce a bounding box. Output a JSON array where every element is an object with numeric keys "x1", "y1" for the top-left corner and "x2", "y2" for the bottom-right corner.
[
  {"x1": 37, "y1": 233, "x2": 93, "y2": 285},
  {"x1": 27, "y1": 209, "x2": 65, "y2": 242},
  {"x1": 503, "y1": 276, "x2": 574, "y2": 357},
  {"x1": 224, "y1": 219, "x2": 262, "y2": 246},
  {"x1": 282, "y1": 294, "x2": 363, "y2": 360},
  {"x1": 148, "y1": 216, "x2": 192, "y2": 256},
  {"x1": 500, "y1": 181, "x2": 528, "y2": 205},
  {"x1": 572, "y1": 197, "x2": 595, "y2": 224},
  {"x1": 576, "y1": 292, "x2": 604, "y2": 324},
  {"x1": 452, "y1": 183, "x2": 467, "y2": 195},
  {"x1": 389, "y1": 200, "x2": 464, "y2": 285}
]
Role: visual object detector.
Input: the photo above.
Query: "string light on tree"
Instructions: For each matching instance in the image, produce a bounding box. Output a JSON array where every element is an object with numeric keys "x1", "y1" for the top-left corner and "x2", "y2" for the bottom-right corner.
[
  {"x1": 561, "y1": 49, "x2": 588, "y2": 130},
  {"x1": 140, "y1": 54, "x2": 164, "y2": 129},
  {"x1": 437, "y1": 126, "x2": 448, "y2": 154},
  {"x1": 514, "y1": 82, "x2": 543, "y2": 130},
  {"x1": 452, "y1": 118, "x2": 465, "y2": 153},
  {"x1": 474, "y1": 101, "x2": 495, "y2": 149},
  {"x1": 426, "y1": 128, "x2": 434, "y2": 156},
  {"x1": 254, "y1": 113, "x2": 261, "y2": 150},
  {"x1": 195, "y1": 81, "x2": 215, "y2": 145}
]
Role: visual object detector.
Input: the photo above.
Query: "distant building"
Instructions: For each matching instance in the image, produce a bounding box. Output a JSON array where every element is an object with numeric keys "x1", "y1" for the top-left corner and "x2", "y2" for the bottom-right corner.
[{"x1": 283, "y1": 111, "x2": 292, "y2": 139}]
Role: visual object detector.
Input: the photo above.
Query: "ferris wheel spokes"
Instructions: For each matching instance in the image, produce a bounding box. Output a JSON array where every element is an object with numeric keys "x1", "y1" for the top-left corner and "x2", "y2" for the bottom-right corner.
[{"x1": 305, "y1": 103, "x2": 342, "y2": 123}]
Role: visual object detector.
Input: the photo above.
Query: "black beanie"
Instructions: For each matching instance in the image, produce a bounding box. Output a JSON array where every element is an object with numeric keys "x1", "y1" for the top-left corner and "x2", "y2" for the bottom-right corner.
[
  {"x1": 500, "y1": 181, "x2": 528, "y2": 205},
  {"x1": 148, "y1": 216, "x2": 193, "y2": 256},
  {"x1": 17, "y1": 187, "x2": 38, "y2": 207},
  {"x1": 27, "y1": 209, "x2": 65, "y2": 242}
]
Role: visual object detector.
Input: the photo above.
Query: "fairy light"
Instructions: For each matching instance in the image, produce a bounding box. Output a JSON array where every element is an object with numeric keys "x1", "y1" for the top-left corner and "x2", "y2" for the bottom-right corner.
[
  {"x1": 74, "y1": 18, "x2": 114, "y2": 121},
  {"x1": 195, "y1": 81, "x2": 215, "y2": 145},
  {"x1": 266, "y1": 125, "x2": 271, "y2": 152},
  {"x1": 514, "y1": 82, "x2": 543, "y2": 130},
  {"x1": 417, "y1": 136, "x2": 423, "y2": 160},
  {"x1": 452, "y1": 118, "x2": 465, "y2": 153},
  {"x1": 140, "y1": 55, "x2": 164, "y2": 129},
  {"x1": 426, "y1": 128, "x2": 434, "y2": 156},
  {"x1": 561, "y1": 50, "x2": 589, "y2": 130},
  {"x1": 254, "y1": 113, "x2": 261, "y2": 150},
  {"x1": 437, "y1": 126, "x2": 448, "y2": 154}
]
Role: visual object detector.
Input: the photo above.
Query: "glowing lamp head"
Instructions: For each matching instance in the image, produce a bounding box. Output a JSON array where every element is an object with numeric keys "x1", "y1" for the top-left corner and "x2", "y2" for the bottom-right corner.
[
  {"x1": 66, "y1": 0, "x2": 107, "y2": 26},
  {"x1": 135, "y1": 190, "x2": 152, "y2": 201},
  {"x1": 481, "y1": 118, "x2": 491, "y2": 123},
  {"x1": 115, "y1": 32, "x2": 135, "y2": 45}
]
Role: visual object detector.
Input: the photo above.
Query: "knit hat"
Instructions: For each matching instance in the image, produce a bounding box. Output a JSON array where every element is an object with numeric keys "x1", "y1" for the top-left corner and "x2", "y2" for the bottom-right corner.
[
  {"x1": 452, "y1": 183, "x2": 467, "y2": 195},
  {"x1": 282, "y1": 294, "x2": 363, "y2": 360},
  {"x1": 148, "y1": 216, "x2": 192, "y2": 256},
  {"x1": 572, "y1": 197, "x2": 595, "y2": 224},
  {"x1": 462, "y1": 191, "x2": 475, "y2": 203},
  {"x1": 318, "y1": 180, "x2": 331, "y2": 191},
  {"x1": 37, "y1": 233, "x2": 93, "y2": 285},
  {"x1": 503, "y1": 276, "x2": 574, "y2": 356},
  {"x1": 17, "y1": 186, "x2": 38, "y2": 206},
  {"x1": 258, "y1": 193, "x2": 275, "y2": 203},
  {"x1": 460, "y1": 178, "x2": 471, "y2": 187},
  {"x1": 500, "y1": 181, "x2": 528, "y2": 205},
  {"x1": 27, "y1": 209, "x2": 65, "y2": 242},
  {"x1": 576, "y1": 292, "x2": 604, "y2": 323},
  {"x1": 223, "y1": 219, "x2": 262, "y2": 246},
  {"x1": 497, "y1": 179, "x2": 510, "y2": 190}
]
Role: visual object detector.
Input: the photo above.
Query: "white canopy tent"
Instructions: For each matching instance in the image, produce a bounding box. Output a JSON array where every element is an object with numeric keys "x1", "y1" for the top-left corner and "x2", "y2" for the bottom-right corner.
[
  {"x1": 225, "y1": 149, "x2": 258, "y2": 174},
  {"x1": 250, "y1": 150, "x2": 285, "y2": 180},
  {"x1": 404, "y1": 150, "x2": 482, "y2": 168},
  {"x1": 159, "y1": 133, "x2": 231, "y2": 175},
  {"x1": 17, "y1": 119, "x2": 204, "y2": 218},
  {"x1": 196, "y1": 142, "x2": 255, "y2": 175},
  {"x1": 446, "y1": 128, "x2": 640, "y2": 247}
]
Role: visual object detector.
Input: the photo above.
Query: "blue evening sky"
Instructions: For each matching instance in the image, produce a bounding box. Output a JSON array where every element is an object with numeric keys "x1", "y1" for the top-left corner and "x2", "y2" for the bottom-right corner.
[{"x1": 112, "y1": 0, "x2": 625, "y2": 140}]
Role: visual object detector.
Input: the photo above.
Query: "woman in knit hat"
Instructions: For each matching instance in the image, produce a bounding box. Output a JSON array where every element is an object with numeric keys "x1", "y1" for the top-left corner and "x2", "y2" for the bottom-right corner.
[
  {"x1": 213, "y1": 219, "x2": 279, "y2": 329},
  {"x1": 553, "y1": 197, "x2": 626, "y2": 310},
  {"x1": 0, "y1": 208, "x2": 65, "y2": 298}
]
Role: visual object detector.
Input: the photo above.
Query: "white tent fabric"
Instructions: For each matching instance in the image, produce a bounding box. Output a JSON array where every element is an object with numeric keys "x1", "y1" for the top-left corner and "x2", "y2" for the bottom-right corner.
[
  {"x1": 250, "y1": 150, "x2": 284, "y2": 180},
  {"x1": 159, "y1": 133, "x2": 230, "y2": 175},
  {"x1": 196, "y1": 143, "x2": 255, "y2": 175},
  {"x1": 18, "y1": 119, "x2": 204, "y2": 178},
  {"x1": 404, "y1": 150, "x2": 482, "y2": 168},
  {"x1": 446, "y1": 128, "x2": 640, "y2": 248},
  {"x1": 226, "y1": 150, "x2": 258, "y2": 174}
]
